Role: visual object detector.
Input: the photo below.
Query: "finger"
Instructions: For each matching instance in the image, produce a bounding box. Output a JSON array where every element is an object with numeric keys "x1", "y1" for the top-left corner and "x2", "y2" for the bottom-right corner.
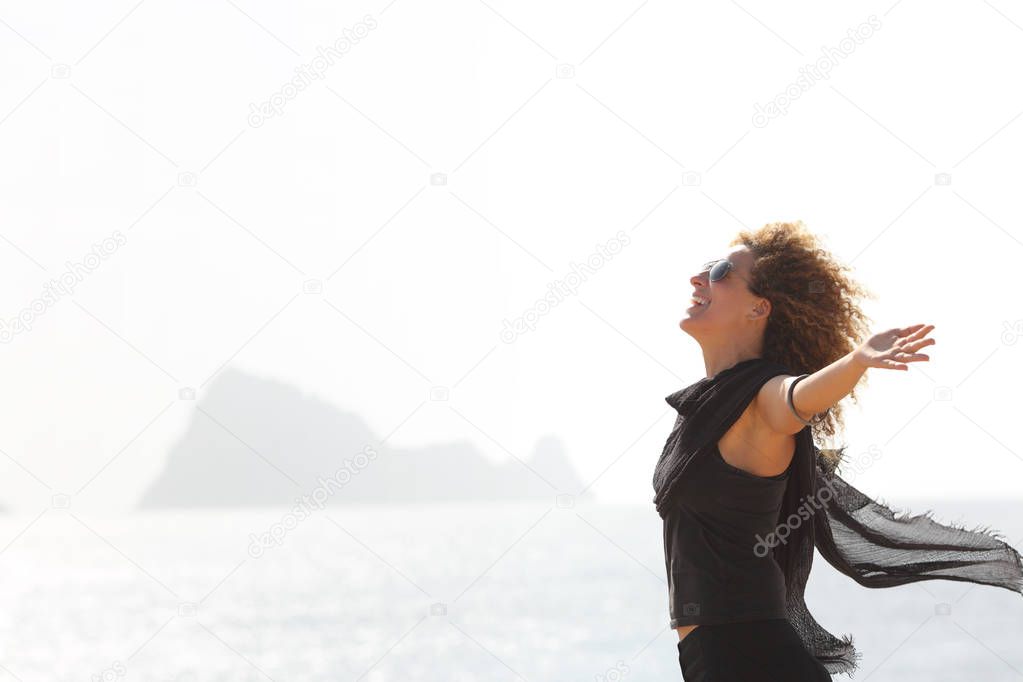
[
  {"x1": 904, "y1": 324, "x2": 935, "y2": 341},
  {"x1": 903, "y1": 337, "x2": 936, "y2": 352},
  {"x1": 895, "y1": 324, "x2": 928, "y2": 340}
]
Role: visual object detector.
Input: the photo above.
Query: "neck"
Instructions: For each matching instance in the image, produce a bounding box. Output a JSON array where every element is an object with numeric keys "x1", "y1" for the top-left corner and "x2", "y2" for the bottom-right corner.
[{"x1": 702, "y1": 346, "x2": 763, "y2": 379}]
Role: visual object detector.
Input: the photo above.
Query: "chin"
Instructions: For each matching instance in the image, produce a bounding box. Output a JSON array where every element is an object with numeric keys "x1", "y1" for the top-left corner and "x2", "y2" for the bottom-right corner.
[{"x1": 678, "y1": 313, "x2": 704, "y2": 334}]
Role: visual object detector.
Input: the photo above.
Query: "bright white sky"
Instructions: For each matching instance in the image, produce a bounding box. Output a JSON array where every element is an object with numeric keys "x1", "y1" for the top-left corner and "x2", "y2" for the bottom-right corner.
[{"x1": 1, "y1": 1, "x2": 1022, "y2": 512}]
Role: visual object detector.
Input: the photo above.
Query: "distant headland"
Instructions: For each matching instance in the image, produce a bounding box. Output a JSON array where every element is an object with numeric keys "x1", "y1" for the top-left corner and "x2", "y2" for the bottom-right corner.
[{"x1": 138, "y1": 368, "x2": 592, "y2": 508}]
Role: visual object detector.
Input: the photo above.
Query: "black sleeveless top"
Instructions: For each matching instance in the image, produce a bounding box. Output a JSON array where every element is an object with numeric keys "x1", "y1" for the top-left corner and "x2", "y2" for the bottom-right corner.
[
  {"x1": 655, "y1": 358, "x2": 1023, "y2": 675},
  {"x1": 663, "y1": 443, "x2": 792, "y2": 627}
]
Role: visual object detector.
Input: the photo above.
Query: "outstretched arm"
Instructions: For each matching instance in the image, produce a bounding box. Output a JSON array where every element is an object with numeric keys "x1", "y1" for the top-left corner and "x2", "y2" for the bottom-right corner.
[{"x1": 756, "y1": 323, "x2": 937, "y2": 436}]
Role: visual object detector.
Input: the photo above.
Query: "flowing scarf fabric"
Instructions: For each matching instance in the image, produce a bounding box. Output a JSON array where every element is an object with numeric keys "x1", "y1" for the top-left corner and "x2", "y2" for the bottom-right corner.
[{"x1": 652, "y1": 357, "x2": 1023, "y2": 676}]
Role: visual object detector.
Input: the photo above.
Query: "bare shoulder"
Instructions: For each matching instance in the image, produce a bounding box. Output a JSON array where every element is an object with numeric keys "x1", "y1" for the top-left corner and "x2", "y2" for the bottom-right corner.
[
  {"x1": 753, "y1": 374, "x2": 808, "y2": 436},
  {"x1": 718, "y1": 395, "x2": 796, "y2": 477}
]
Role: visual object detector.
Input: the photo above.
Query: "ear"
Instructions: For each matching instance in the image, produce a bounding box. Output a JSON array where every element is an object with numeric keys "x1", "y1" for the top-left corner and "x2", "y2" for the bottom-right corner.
[{"x1": 750, "y1": 298, "x2": 771, "y2": 320}]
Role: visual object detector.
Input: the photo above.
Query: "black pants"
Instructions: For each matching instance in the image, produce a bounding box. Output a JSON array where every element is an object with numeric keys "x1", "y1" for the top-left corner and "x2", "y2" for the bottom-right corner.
[{"x1": 677, "y1": 618, "x2": 833, "y2": 681}]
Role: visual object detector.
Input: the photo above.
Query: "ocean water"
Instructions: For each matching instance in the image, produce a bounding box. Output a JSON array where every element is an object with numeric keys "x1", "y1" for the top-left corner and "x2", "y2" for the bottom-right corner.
[{"x1": 1, "y1": 498, "x2": 1021, "y2": 681}]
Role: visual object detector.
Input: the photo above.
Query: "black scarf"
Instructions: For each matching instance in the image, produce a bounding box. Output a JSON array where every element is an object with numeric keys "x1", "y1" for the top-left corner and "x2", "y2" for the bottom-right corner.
[{"x1": 652, "y1": 357, "x2": 1023, "y2": 676}]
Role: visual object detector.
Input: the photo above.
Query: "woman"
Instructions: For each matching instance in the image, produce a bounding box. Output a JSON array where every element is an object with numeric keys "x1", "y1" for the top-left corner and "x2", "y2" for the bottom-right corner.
[{"x1": 652, "y1": 221, "x2": 1023, "y2": 680}]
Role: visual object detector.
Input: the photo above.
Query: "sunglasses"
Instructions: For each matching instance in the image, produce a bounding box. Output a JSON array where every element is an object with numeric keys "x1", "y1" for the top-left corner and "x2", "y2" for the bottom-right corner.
[{"x1": 700, "y1": 259, "x2": 757, "y2": 289}]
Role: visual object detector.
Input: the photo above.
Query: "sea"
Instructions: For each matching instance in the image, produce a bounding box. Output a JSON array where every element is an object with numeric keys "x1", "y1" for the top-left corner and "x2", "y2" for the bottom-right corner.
[{"x1": 1, "y1": 498, "x2": 1021, "y2": 681}]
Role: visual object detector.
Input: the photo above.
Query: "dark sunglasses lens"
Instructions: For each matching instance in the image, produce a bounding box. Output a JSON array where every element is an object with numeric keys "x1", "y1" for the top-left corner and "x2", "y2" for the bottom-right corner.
[{"x1": 709, "y1": 260, "x2": 730, "y2": 281}]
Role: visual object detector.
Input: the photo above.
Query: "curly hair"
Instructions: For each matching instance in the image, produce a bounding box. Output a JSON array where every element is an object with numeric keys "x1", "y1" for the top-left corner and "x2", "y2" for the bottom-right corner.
[{"x1": 728, "y1": 220, "x2": 877, "y2": 473}]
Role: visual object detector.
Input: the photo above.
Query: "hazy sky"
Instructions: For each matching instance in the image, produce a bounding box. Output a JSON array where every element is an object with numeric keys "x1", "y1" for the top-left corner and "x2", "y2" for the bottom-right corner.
[{"x1": 2, "y1": 2, "x2": 1022, "y2": 512}]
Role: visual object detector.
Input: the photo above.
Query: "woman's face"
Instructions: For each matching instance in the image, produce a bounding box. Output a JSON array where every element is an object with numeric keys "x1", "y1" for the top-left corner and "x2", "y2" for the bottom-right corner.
[{"x1": 680, "y1": 245, "x2": 768, "y2": 334}]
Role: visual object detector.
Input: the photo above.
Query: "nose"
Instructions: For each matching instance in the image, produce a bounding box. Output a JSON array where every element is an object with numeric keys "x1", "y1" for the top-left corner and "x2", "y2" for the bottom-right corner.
[{"x1": 690, "y1": 271, "x2": 708, "y2": 288}]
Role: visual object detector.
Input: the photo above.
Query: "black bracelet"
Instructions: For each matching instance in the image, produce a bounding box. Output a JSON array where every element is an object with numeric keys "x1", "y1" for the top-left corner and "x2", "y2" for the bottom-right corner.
[{"x1": 788, "y1": 374, "x2": 828, "y2": 426}]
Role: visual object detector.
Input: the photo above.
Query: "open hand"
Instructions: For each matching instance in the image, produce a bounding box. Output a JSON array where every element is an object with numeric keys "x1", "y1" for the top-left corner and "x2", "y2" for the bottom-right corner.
[{"x1": 854, "y1": 324, "x2": 936, "y2": 371}]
